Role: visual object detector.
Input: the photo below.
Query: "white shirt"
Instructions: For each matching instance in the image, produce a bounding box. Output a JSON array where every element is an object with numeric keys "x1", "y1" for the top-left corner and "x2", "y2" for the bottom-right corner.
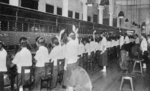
[
  {"x1": 0, "y1": 48, "x2": 7, "y2": 72},
  {"x1": 65, "y1": 39, "x2": 78, "y2": 64},
  {"x1": 34, "y1": 46, "x2": 49, "y2": 67},
  {"x1": 101, "y1": 37, "x2": 107, "y2": 52},
  {"x1": 90, "y1": 41, "x2": 96, "y2": 52},
  {"x1": 49, "y1": 45, "x2": 63, "y2": 66},
  {"x1": 120, "y1": 36, "x2": 125, "y2": 47},
  {"x1": 135, "y1": 37, "x2": 140, "y2": 44},
  {"x1": 12, "y1": 47, "x2": 32, "y2": 73},
  {"x1": 140, "y1": 38, "x2": 148, "y2": 52},
  {"x1": 125, "y1": 36, "x2": 130, "y2": 44},
  {"x1": 85, "y1": 43, "x2": 91, "y2": 55},
  {"x1": 147, "y1": 38, "x2": 150, "y2": 46},
  {"x1": 78, "y1": 43, "x2": 85, "y2": 56}
]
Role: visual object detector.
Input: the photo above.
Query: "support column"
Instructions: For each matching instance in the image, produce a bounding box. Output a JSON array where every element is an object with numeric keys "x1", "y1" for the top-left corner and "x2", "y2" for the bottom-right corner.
[
  {"x1": 54, "y1": 5, "x2": 57, "y2": 15},
  {"x1": 109, "y1": 13, "x2": 113, "y2": 26},
  {"x1": 9, "y1": 0, "x2": 20, "y2": 6},
  {"x1": 109, "y1": 0, "x2": 114, "y2": 26},
  {"x1": 98, "y1": 5, "x2": 104, "y2": 24},
  {"x1": 116, "y1": 4, "x2": 121, "y2": 27},
  {"x1": 117, "y1": 17, "x2": 120, "y2": 27},
  {"x1": 38, "y1": 0, "x2": 46, "y2": 12},
  {"x1": 62, "y1": 0, "x2": 68, "y2": 17},
  {"x1": 83, "y1": 3, "x2": 88, "y2": 21}
]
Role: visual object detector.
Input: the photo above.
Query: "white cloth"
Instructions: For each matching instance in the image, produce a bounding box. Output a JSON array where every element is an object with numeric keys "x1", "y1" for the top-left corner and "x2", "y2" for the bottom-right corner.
[
  {"x1": 0, "y1": 48, "x2": 7, "y2": 72},
  {"x1": 135, "y1": 37, "x2": 140, "y2": 44},
  {"x1": 78, "y1": 43, "x2": 85, "y2": 56},
  {"x1": 147, "y1": 38, "x2": 150, "y2": 46},
  {"x1": 120, "y1": 36, "x2": 124, "y2": 48},
  {"x1": 101, "y1": 37, "x2": 107, "y2": 53},
  {"x1": 65, "y1": 39, "x2": 79, "y2": 64},
  {"x1": 49, "y1": 45, "x2": 64, "y2": 66},
  {"x1": 107, "y1": 41, "x2": 110, "y2": 48},
  {"x1": 34, "y1": 46, "x2": 49, "y2": 67},
  {"x1": 125, "y1": 36, "x2": 130, "y2": 44},
  {"x1": 85, "y1": 43, "x2": 91, "y2": 55},
  {"x1": 12, "y1": 48, "x2": 32, "y2": 73},
  {"x1": 90, "y1": 41, "x2": 96, "y2": 52},
  {"x1": 140, "y1": 38, "x2": 148, "y2": 53}
]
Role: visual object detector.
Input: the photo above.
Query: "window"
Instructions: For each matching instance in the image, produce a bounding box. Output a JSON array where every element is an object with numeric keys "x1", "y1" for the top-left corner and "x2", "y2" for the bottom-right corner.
[
  {"x1": 68, "y1": 10, "x2": 73, "y2": 18},
  {"x1": 88, "y1": 16, "x2": 91, "y2": 22},
  {"x1": 0, "y1": 0, "x2": 9, "y2": 4},
  {"x1": 75, "y1": 12, "x2": 79, "y2": 19},
  {"x1": 46, "y1": 4, "x2": 54, "y2": 13},
  {"x1": 21, "y1": 0, "x2": 38, "y2": 10},
  {"x1": 93, "y1": 14, "x2": 98, "y2": 23},
  {"x1": 57, "y1": 7, "x2": 62, "y2": 15}
]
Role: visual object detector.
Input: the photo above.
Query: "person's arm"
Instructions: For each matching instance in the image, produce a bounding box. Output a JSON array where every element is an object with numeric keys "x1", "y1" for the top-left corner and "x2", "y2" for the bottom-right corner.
[
  {"x1": 72, "y1": 25, "x2": 79, "y2": 41},
  {"x1": 93, "y1": 30, "x2": 96, "y2": 42},
  {"x1": 56, "y1": 29, "x2": 65, "y2": 46}
]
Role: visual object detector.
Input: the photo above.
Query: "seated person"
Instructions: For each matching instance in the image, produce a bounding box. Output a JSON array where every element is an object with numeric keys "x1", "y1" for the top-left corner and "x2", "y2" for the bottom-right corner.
[
  {"x1": 0, "y1": 41, "x2": 7, "y2": 91},
  {"x1": 10, "y1": 37, "x2": 32, "y2": 87},
  {"x1": 67, "y1": 66, "x2": 92, "y2": 91},
  {"x1": 34, "y1": 36, "x2": 49, "y2": 89}
]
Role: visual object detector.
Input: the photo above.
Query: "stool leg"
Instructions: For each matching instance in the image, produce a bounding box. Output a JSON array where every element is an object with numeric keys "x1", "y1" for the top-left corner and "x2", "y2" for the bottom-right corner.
[
  {"x1": 130, "y1": 78, "x2": 134, "y2": 91},
  {"x1": 140, "y1": 62, "x2": 143, "y2": 75},
  {"x1": 120, "y1": 77, "x2": 124, "y2": 91},
  {"x1": 133, "y1": 62, "x2": 136, "y2": 72}
]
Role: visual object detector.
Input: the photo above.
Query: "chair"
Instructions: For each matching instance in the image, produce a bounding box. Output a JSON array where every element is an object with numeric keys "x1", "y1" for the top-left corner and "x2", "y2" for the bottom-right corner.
[
  {"x1": 119, "y1": 50, "x2": 134, "y2": 91},
  {"x1": 19, "y1": 66, "x2": 34, "y2": 91},
  {"x1": 56, "y1": 59, "x2": 65, "y2": 86},
  {"x1": 40, "y1": 62, "x2": 53, "y2": 91},
  {"x1": 133, "y1": 59, "x2": 143, "y2": 75},
  {"x1": 82, "y1": 53, "x2": 88, "y2": 70}
]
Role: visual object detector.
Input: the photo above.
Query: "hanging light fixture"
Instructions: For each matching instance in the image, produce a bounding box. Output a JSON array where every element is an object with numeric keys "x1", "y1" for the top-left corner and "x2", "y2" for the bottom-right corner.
[
  {"x1": 125, "y1": 0, "x2": 129, "y2": 22},
  {"x1": 118, "y1": 0, "x2": 124, "y2": 18},
  {"x1": 86, "y1": 0, "x2": 94, "y2": 7}
]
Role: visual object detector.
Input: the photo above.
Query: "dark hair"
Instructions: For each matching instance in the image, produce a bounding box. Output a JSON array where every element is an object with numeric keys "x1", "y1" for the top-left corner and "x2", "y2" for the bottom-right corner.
[
  {"x1": 19, "y1": 37, "x2": 27, "y2": 47},
  {"x1": 52, "y1": 37, "x2": 59, "y2": 46},
  {"x1": 35, "y1": 36, "x2": 45, "y2": 46}
]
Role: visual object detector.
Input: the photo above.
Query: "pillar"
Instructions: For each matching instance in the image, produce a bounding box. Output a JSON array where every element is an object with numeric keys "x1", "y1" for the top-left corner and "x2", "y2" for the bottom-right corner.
[
  {"x1": 83, "y1": 3, "x2": 88, "y2": 21},
  {"x1": 109, "y1": 0, "x2": 114, "y2": 26},
  {"x1": 98, "y1": 5, "x2": 104, "y2": 24},
  {"x1": 54, "y1": 5, "x2": 57, "y2": 15},
  {"x1": 62, "y1": 0, "x2": 68, "y2": 17},
  {"x1": 9, "y1": 0, "x2": 20, "y2": 6},
  {"x1": 38, "y1": 0, "x2": 46, "y2": 12},
  {"x1": 116, "y1": 4, "x2": 121, "y2": 27}
]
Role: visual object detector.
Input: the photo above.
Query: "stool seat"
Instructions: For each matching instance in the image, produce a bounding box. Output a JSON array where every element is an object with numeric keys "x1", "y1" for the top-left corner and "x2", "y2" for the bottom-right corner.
[
  {"x1": 133, "y1": 59, "x2": 143, "y2": 75},
  {"x1": 120, "y1": 75, "x2": 134, "y2": 91}
]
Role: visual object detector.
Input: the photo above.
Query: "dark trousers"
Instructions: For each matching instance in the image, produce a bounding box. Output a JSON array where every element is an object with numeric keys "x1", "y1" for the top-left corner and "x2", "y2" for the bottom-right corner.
[
  {"x1": 52, "y1": 66, "x2": 58, "y2": 88},
  {"x1": 0, "y1": 72, "x2": 4, "y2": 91},
  {"x1": 63, "y1": 62, "x2": 77, "y2": 87},
  {"x1": 143, "y1": 51, "x2": 149, "y2": 64},
  {"x1": 34, "y1": 67, "x2": 45, "y2": 88}
]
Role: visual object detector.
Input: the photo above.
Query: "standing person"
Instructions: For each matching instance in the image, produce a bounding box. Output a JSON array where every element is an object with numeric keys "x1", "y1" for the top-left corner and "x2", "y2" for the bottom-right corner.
[
  {"x1": 34, "y1": 36, "x2": 49, "y2": 89},
  {"x1": 10, "y1": 37, "x2": 32, "y2": 88},
  {"x1": 49, "y1": 29, "x2": 65, "y2": 88},
  {"x1": 63, "y1": 25, "x2": 79, "y2": 91},
  {"x1": 140, "y1": 34, "x2": 148, "y2": 69},
  {"x1": 0, "y1": 41, "x2": 7, "y2": 91},
  {"x1": 135, "y1": 34, "x2": 140, "y2": 45},
  {"x1": 120, "y1": 34, "x2": 125, "y2": 50},
  {"x1": 100, "y1": 32, "x2": 108, "y2": 72},
  {"x1": 124, "y1": 34, "x2": 130, "y2": 52}
]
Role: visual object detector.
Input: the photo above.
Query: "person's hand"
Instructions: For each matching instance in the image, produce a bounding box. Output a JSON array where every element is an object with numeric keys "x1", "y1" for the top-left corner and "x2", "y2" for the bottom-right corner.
[
  {"x1": 93, "y1": 30, "x2": 96, "y2": 34},
  {"x1": 60, "y1": 29, "x2": 65, "y2": 35},
  {"x1": 72, "y1": 25, "x2": 78, "y2": 34}
]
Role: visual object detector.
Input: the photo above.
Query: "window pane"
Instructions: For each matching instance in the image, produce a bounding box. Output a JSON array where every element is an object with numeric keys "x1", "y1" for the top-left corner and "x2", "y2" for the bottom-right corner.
[
  {"x1": 88, "y1": 16, "x2": 91, "y2": 22},
  {"x1": 75, "y1": 12, "x2": 79, "y2": 19},
  {"x1": 68, "y1": 11, "x2": 73, "y2": 18},
  {"x1": 57, "y1": 7, "x2": 62, "y2": 15},
  {"x1": 46, "y1": 4, "x2": 54, "y2": 14}
]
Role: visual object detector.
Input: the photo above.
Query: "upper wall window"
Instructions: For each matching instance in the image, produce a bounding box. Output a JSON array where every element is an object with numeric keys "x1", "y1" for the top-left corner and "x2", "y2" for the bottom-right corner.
[
  {"x1": 88, "y1": 16, "x2": 91, "y2": 22},
  {"x1": 21, "y1": 0, "x2": 38, "y2": 10},
  {"x1": 93, "y1": 14, "x2": 98, "y2": 23},
  {"x1": 57, "y1": 7, "x2": 62, "y2": 15},
  {"x1": 0, "y1": 0, "x2": 9, "y2": 4},
  {"x1": 75, "y1": 12, "x2": 79, "y2": 19},
  {"x1": 46, "y1": 4, "x2": 54, "y2": 13},
  {"x1": 68, "y1": 10, "x2": 73, "y2": 18}
]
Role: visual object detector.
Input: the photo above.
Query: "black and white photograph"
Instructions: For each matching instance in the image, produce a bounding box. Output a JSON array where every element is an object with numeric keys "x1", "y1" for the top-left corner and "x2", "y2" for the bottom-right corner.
[{"x1": 0, "y1": 0, "x2": 150, "y2": 91}]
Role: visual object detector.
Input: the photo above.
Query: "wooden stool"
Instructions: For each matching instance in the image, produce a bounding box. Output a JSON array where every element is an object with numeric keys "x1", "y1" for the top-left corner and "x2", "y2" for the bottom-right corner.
[
  {"x1": 120, "y1": 76, "x2": 134, "y2": 91},
  {"x1": 133, "y1": 59, "x2": 143, "y2": 75}
]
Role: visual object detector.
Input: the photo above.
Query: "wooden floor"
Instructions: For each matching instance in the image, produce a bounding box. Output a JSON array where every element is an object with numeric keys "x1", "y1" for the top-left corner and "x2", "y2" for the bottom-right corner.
[{"x1": 5, "y1": 59, "x2": 150, "y2": 91}]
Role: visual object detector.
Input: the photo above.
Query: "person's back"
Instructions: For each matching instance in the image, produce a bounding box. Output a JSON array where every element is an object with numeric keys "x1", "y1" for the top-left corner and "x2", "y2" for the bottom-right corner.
[{"x1": 69, "y1": 66, "x2": 92, "y2": 91}]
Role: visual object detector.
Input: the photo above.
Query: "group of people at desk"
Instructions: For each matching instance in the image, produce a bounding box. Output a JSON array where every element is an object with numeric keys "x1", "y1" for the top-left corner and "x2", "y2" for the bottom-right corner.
[{"x1": 0, "y1": 25, "x2": 93, "y2": 91}]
